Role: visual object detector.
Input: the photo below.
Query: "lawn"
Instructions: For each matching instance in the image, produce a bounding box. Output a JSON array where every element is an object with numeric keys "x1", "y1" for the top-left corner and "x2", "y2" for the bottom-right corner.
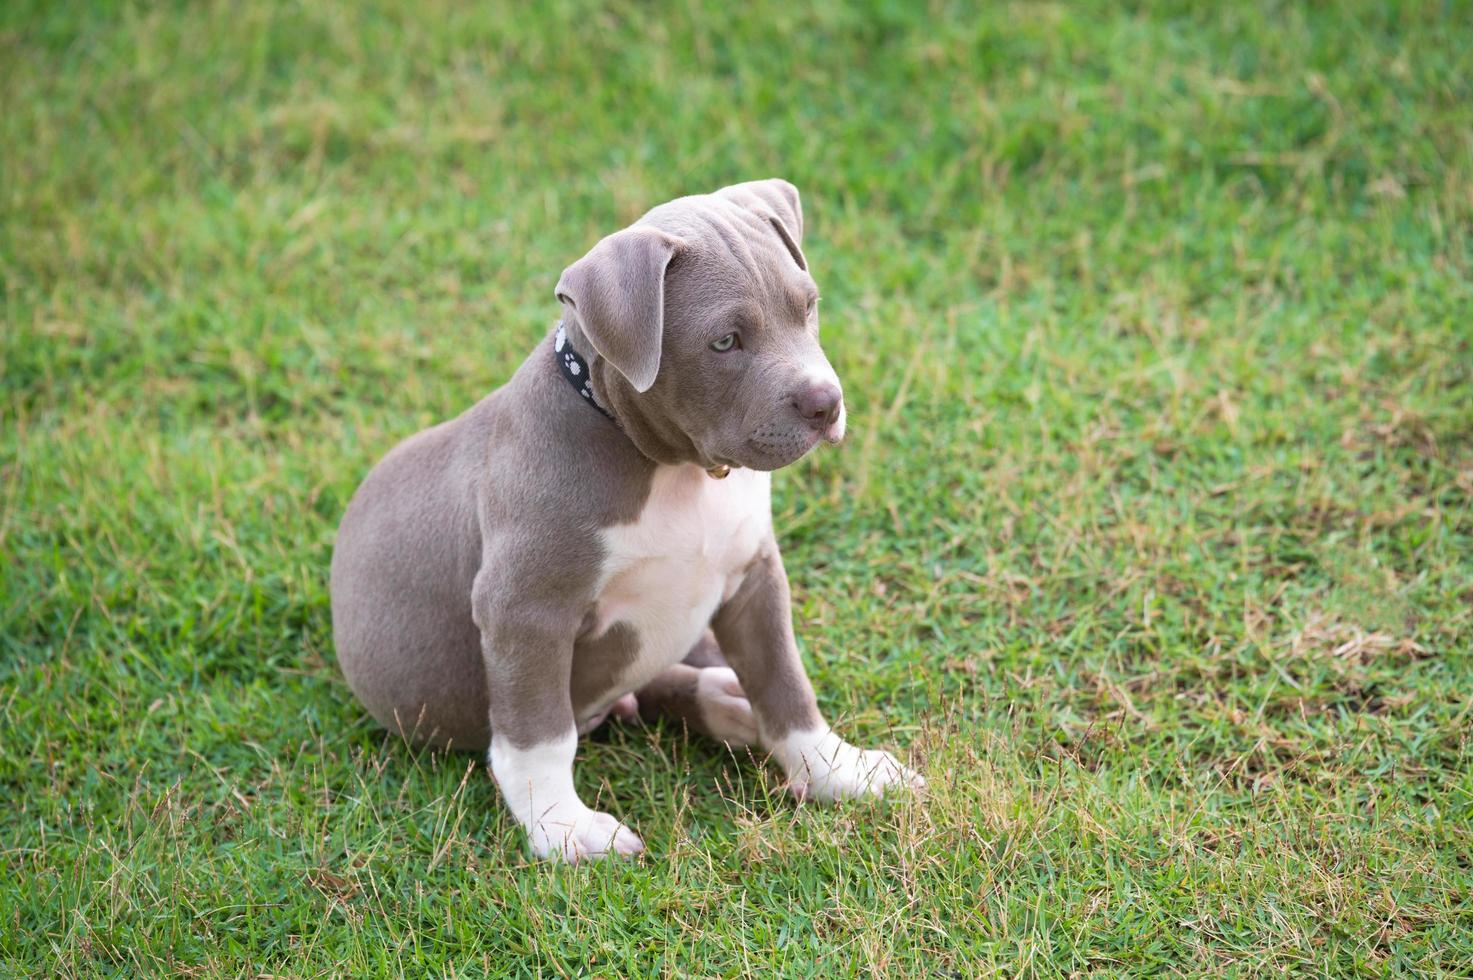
[{"x1": 3, "y1": 0, "x2": 1471, "y2": 974}]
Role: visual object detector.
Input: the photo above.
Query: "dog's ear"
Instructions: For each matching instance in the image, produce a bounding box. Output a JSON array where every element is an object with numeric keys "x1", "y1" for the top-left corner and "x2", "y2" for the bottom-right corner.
[
  {"x1": 716, "y1": 178, "x2": 806, "y2": 271},
  {"x1": 555, "y1": 226, "x2": 683, "y2": 393}
]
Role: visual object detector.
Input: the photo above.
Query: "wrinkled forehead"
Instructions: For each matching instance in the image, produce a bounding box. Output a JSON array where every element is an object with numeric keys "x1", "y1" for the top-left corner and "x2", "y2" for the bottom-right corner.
[{"x1": 637, "y1": 195, "x2": 815, "y2": 320}]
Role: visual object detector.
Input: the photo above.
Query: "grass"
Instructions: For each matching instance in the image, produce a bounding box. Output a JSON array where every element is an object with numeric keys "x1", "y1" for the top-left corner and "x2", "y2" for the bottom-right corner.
[{"x1": 2, "y1": 0, "x2": 1471, "y2": 974}]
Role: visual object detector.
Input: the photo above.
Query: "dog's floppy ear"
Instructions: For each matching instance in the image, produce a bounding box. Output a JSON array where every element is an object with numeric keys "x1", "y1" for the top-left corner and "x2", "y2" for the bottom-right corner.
[
  {"x1": 555, "y1": 226, "x2": 682, "y2": 393},
  {"x1": 716, "y1": 178, "x2": 806, "y2": 271}
]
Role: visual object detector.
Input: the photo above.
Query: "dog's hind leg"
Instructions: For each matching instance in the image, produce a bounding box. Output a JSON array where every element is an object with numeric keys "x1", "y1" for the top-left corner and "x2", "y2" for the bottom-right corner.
[{"x1": 636, "y1": 654, "x2": 756, "y2": 747}]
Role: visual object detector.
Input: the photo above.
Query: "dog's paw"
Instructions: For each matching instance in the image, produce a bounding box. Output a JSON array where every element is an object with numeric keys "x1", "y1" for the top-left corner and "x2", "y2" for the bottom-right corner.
[
  {"x1": 772, "y1": 728, "x2": 925, "y2": 803},
  {"x1": 575, "y1": 693, "x2": 640, "y2": 735},
  {"x1": 695, "y1": 667, "x2": 757, "y2": 747},
  {"x1": 526, "y1": 803, "x2": 644, "y2": 863},
  {"x1": 610, "y1": 692, "x2": 640, "y2": 722}
]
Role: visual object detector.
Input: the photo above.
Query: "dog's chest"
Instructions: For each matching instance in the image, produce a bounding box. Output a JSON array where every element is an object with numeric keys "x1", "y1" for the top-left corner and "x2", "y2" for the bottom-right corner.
[{"x1": 588, "y1": 466, "x2": 772, "y2": 694}]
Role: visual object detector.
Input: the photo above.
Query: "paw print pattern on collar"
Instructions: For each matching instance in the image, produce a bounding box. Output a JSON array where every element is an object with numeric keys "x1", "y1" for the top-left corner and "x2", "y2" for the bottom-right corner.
[{"x1": 554, "y1": 323, "x2": 616, "y2": 422}]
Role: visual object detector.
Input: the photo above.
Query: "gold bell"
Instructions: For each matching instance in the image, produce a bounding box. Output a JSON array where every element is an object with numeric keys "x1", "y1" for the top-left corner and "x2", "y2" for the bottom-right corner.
[{"x1": 707, "y1": 464, "x2": 731, "y2": 479}]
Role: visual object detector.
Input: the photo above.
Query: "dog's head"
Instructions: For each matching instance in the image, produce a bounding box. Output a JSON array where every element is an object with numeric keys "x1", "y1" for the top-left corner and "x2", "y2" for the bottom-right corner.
[{"x1": 554, "y1": 179, "x2": 844, "y2": 472}]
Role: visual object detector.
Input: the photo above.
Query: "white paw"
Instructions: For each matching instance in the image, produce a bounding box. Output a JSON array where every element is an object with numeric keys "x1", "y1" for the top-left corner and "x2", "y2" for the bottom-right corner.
[
  {"x1": 695, "y1": 667, "x2": 757, "y2": 747},
  {"x1": 490, "y1": 730, "x2": 642, "y2": 863},
  {"x1": 771, "y1": 727, "x2": 925, "y2": 803},
  {"x1": 526, "y1": 802, "x2": 644, "y2": 863}
]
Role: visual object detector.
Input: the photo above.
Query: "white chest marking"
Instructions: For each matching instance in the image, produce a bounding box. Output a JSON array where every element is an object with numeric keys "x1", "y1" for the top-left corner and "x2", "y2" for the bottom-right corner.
[{"x1": 586, "y1": 465, "x2": 771, "y2": 710}]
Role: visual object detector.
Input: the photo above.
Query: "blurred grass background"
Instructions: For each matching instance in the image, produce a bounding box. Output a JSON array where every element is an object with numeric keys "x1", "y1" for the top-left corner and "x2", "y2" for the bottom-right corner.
[{"x1": 2, "y1": 0, "x2": 1471, "y2": 974}]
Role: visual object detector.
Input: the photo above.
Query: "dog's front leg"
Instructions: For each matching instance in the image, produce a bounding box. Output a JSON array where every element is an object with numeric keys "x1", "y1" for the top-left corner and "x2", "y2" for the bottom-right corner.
[
  {"x1": 713, "y1": 545, "x2": 925, "y2": 802},
  {"x1": 473, "y1": 571, "x2": 642, "y2": 863}
]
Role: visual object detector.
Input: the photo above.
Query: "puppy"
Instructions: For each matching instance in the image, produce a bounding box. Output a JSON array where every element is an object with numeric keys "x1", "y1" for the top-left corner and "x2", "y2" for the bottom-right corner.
[{"x1": 331, "y1": 180, "x2": 922, "y2": 861}]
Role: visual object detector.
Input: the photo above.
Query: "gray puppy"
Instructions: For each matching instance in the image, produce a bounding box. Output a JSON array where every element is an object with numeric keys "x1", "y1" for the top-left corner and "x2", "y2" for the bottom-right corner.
[{"x1": 331, "y1": 180, "x2": 922, "y2": 861}]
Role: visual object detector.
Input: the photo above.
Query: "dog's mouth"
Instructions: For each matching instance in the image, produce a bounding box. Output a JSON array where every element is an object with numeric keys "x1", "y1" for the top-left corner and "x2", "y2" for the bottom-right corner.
[
  {"x1": 733, "y1": 425, "x2": 835, "y2": 472},
  {"x1": 703, "y1": 398, "x2": 846, "y2": 473}
]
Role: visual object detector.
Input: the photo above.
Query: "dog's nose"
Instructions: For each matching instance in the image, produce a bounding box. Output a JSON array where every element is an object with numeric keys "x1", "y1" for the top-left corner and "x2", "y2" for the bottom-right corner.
[{"x1": 791, "y1": 381, "x2": 843, "y2": 430}]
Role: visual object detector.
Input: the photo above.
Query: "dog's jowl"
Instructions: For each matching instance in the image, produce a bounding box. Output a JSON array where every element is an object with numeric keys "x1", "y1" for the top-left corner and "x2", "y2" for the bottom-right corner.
[{"x1": 330, "y1": 180, "x2": 923, "y2": 861}]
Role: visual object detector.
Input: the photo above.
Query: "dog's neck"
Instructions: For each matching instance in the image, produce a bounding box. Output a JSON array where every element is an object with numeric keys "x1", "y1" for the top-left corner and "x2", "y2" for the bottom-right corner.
[{"x1": 553, "y1": 321, "x2": 730, "y2": 479}]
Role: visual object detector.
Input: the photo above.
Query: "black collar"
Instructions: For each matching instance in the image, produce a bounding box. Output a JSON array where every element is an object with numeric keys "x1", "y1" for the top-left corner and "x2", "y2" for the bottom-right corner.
[{"x1": 554, "y1": 323, "x2": 615, "y2": 421}]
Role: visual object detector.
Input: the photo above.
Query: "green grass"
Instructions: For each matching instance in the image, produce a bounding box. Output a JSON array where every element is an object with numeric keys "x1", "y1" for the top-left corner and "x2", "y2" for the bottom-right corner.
[{"x1": 3, "y1": 0, "x2": 1471, "y2": 974}]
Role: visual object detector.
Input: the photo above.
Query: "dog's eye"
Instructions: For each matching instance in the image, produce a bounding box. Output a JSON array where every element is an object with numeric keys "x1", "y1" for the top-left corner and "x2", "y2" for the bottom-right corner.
[{"x1": 710, "y1": 333, "x2": 740, "y2": 352}]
